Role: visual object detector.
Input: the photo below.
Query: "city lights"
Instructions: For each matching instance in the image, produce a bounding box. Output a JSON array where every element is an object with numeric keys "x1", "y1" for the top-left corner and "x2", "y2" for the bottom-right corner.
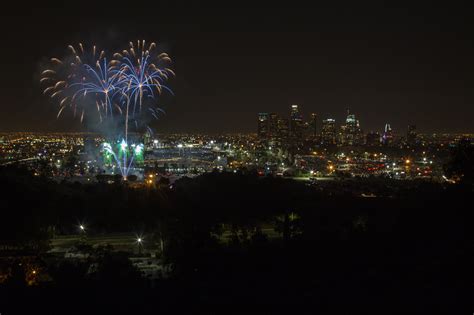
[{"x1": 0, "y1": 5, "x2": 472, "y2": 313}]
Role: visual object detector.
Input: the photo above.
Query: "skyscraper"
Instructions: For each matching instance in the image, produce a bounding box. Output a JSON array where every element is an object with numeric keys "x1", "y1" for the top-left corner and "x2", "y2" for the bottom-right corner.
[
  {"x1": 290, "y1": 104, "x2": 301, "y2": 120},
  {"x1": 382, "y1": 123, "x2": 393, "y2": 146},
  {"x1": 321, "y1": 118, "x2": 336, "y2": 145},
  {"x1": 341, "y1": 109, "x2": 363, "y2": 145},
  {"x1": 277, "y1": 117, "x2": 289, "y2": 139},
  {"x1": 257, "y1": 113, "x2": 269, "y2": 139},
  {"x1": 290, "y1": 105, "x2": 304, "y2": 138},
  {"x1": 269, "y1": 113, "x2": 279, "y2": 138},
  {"x1": 309, "y1": 113, "x2": 318, "y2": 137}
]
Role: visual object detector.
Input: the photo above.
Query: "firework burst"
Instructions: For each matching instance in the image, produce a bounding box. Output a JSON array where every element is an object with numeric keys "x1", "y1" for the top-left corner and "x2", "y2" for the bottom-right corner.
[
  {"x1": 41, "y1": 43, "x2": 121, "y2": 123},
  {"x1": 114, "y1": 40, "x2": 174, "y2": 116},
  {"x1": 42, "y1": 41, "x2": 174, "y2": 179}
]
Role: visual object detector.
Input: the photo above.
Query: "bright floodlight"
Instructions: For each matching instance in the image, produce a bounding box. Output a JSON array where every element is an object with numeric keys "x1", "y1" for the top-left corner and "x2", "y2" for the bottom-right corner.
[
  {"x1": 79, "y1": 225, "x2": 85, "y2": 231},
  {"x1": 135, "y1": 144, "x2": 143, "y2": 155},
  {"x1": 137, "y1": 238, "x2": 142, "y2": 243},
  {"x1": 120, "y1": 139, "x2": 128, "y2": 151}
]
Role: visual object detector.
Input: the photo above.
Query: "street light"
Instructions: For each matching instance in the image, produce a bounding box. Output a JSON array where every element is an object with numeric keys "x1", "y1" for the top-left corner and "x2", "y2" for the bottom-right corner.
[
  {"x1": 78, "y1": 223, "x2": 87, "y2": 241},
  {"x1": 136, "y1": 236, "x2": 143, "y2": 255}
]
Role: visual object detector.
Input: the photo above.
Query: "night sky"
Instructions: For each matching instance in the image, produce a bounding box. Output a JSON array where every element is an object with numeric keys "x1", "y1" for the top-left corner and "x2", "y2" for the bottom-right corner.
[{"x1": 1, "y1": 3, "x2": 473, "y2": 134}]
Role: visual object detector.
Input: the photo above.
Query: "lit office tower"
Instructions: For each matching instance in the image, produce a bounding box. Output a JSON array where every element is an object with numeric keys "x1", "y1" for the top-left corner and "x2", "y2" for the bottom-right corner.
[
  {"x1": 257, "y1": 113, "x2": 269, "y2": 138},
  {"x1": 382, "y1": 123, "x2": 393, "y2": 145},
  {"x1": 290, "y1": 104, "x2": 300, "y2": 119},
  {"x1": 309, "y1": 113, "x2": 318, "y2": 137},
  {"x1": 321, "y1": 118, "x2": 336, "y2": 145},
  {"x1": 341, "y1": 109, "x2": 363, "y2": 145},
  {"x1": 269, "y1": 113, "x2": 279, "y2": 138},
  {"x1": 277, "y1": 118, "x2": 289, "y2": 139},
  {"x1": 290, "y1": 104, "x2": 304, "y2": 138},
  {"x1": 407, "y1": 124, "x2": 417, "y2": 145}
]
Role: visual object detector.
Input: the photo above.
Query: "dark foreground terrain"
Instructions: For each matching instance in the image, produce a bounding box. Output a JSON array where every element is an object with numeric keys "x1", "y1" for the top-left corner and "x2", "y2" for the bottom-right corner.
[{"x1": 0, "y1": 165, "x2": 471, "y2": 314}]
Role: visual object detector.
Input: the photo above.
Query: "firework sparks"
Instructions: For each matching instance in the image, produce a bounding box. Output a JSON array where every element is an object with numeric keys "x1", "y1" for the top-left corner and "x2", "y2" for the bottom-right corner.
[
  {"x1": 115, "y1": 41, "x2": 174, "y2": 115},
  {"x1": 42, "y1": 40, "x2": 174, "y2": 178}
]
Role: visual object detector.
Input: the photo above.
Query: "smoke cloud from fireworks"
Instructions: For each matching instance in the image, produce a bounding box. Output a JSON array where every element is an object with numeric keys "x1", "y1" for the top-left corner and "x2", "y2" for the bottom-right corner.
[{"x1": 41, "y1": 41, "x2": 174, "y2": 178}]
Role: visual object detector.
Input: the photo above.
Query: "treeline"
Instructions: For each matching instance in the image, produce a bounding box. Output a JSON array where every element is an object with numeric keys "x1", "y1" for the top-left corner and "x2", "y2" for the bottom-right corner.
[{"x1": 0, "y1": 164, "x2": 471, "y2": 313}]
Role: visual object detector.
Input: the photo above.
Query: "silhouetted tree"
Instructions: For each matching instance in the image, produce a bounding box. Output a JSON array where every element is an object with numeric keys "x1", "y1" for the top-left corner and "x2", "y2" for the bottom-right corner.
[{"x1": 444, "y1": 141, "x2": 474, "y2": 184}]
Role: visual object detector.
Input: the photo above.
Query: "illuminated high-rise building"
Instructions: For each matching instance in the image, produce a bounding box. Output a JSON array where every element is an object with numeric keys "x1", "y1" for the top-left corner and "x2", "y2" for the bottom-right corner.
[
  {"x1": 382, "y1": 123, "x2": 393, "y2": 146},
  {"x1": 290, "y1": 105, "x2": 304, "y2": 138},
  {"x1": 277, "y1": 118, "x2": 289, "y2": 139},
  {"x1": 257, "y1": 113, "x2": 269, "y2": 138},
  {"x1": 341, "y1": 109, "x2": 363, "y2": 145},
  {"x1": 269, "y1": 113, "x2": 279, "y2": 138},
  {"x1": 290, "y1": 104, "x2": 301, "y2": 120},
  {"x1": 321, "y1": 118, "x2": 336, "y2": 145},
  {"x1": 309, "y1": 113, "x2": 318, "y2": 137}
]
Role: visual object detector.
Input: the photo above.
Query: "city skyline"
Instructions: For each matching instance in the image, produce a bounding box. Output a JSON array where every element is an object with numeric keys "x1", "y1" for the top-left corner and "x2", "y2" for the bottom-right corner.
[
  {"x1": 257, "y1": 105, "x2": 420, "y2": 147},
  {"x1": 0, "y1": 4, "x2": 471, "y2": 312},
  {"x1": 1, "y1": 103, "x2": 473, "y2": 135}
]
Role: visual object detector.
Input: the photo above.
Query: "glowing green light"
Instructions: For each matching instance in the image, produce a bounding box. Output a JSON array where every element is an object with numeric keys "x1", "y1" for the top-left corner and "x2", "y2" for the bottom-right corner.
[
  {"x1": 120, "y1": 139, "x2": 127, "y2": 152},
  {"x1": 135, "y1": 145, "x2": 143, "y2": 155}
]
